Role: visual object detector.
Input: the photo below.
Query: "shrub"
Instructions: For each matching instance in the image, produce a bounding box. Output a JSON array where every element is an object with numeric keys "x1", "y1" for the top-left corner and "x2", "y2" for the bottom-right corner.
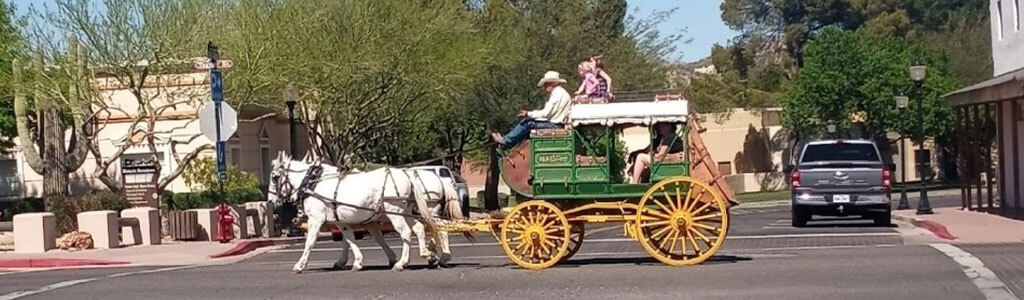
[
  {"x1": 1, "y1": 198, "x2": 45, "y2": 221},
  {"x1": 164, "y1": 187, "x2": 262, "y2": 211},
  {"x1": 45, "y1": 191, "x2": 133, "y2": 234}
]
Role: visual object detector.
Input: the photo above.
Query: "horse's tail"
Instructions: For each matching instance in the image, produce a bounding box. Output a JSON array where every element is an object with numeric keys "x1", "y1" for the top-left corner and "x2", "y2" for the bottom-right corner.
[
  {"x1": 406, "y1": 169, "x2": 443, "y2": 245},
  {"x1": 440, "y1": 179, "x2": 475, "y2": 243}
]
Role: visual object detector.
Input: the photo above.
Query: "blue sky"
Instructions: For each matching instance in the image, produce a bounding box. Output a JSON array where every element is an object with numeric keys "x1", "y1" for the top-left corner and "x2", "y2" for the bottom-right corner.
[{"x1": 7, "y1": 0, "x2": 737, "y2": 62}]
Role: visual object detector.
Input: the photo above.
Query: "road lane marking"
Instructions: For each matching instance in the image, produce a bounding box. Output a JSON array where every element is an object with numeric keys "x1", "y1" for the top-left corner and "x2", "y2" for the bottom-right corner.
[
  {"x1": 929, "y1": 243, "x2": 1018, "y2": 300},
  {"x1": 0, "y1": 265, "x2": 204, "y2": 300},
  {"x1": 270, "y1": 232, "x2": 901, "y2": 253}
]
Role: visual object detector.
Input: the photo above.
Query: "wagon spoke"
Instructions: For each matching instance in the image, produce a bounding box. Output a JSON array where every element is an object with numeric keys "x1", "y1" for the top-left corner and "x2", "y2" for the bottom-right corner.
[
  {"x1": 650, "y1": 224, "x2": 673, "y2": 240},
  {"x1": 681, "y1": 184, "x2": 694, "y2": 212},
  {"x1": 688, "y1": 227, "x2": 712, "y2": 244},
  {"x1": 685, "y1": 184, "x2": 703, "y2": 212},
  {"x1": 689, "y1": 201, "x2": 713, "y2": 215},
  {"x1": 640, "y1": 220, "x2": 670, "y2": 228},
  {"x1": 666, "y1": 231, "x2": 680, "y2": 254},
  {"x1": 680, "y1": 234, "x2": 688, "y2": 256},
  {"x1": 691, "y1": 212, "x2": 722, "y2": 222},
  {"x1": 687, "y1": 234, "x2": 701, "y2": 254},
  {"x1": 662, "y1": 190, "x2": 677, "y2": 211},
  {"x1": 652, "y1": 198, "x2": 673, "y2": 216},
  {"x1": 691, "y1": 222, "x2": 719, "y2": 232},
  {"x1": 646, "y1": 210, "x2": 673, "y2": 220}
]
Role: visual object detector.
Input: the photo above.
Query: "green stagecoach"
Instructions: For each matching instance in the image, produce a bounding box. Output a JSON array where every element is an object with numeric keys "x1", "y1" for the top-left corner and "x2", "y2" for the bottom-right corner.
[{"x1": 440, "y1": 97, "x2": 736, "y2": 270}]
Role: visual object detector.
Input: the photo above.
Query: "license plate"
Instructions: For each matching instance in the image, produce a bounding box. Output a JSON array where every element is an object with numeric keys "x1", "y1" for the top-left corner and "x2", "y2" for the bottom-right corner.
[{"x1": 833, "y1": 194, "x2": 851, "y2": 203}]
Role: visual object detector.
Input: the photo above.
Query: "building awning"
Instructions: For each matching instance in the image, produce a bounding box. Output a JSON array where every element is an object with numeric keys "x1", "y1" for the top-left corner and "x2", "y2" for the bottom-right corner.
[{"x1": 944, "y1": 67, "x2": 1024, "y2": 107}]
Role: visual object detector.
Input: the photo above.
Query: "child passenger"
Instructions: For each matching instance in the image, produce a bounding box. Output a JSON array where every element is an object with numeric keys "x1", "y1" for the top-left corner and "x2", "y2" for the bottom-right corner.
[
  {"x1": 590, "y1": 54, "x2": 614, "y2": 100},
  {"x1": 573, "y1": 62, "x2": 600, "y2": 103}
]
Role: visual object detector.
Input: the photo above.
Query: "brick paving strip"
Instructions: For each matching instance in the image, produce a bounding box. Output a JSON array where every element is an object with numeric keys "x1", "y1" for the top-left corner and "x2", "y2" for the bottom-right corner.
[
  {"x1": 960, "y1": 243, "x2": 1024, "y2": 299},
  {"x1": 930, "y1": 243, "x2": 1019, "y2": 300}
]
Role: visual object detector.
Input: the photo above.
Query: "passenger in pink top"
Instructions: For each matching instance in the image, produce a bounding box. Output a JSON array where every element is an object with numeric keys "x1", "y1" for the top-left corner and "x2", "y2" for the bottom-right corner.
[{"x1": 573, "y1": 62, "x2": 599, "y2": 103}]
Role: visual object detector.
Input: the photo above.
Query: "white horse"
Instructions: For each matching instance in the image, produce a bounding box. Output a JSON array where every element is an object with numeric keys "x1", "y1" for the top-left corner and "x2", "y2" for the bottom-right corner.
[
  {"x1": 307, "y1": 161, "x2": 467, "y2": 267},
  {"x1": 267, "y1": 152, "x2": 438, "y2": 273}
]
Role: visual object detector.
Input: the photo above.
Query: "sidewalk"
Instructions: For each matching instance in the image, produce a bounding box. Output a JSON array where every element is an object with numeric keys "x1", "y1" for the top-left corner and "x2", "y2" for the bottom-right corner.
[
  {"x1": 894, "y1": 207, "x2": 1024, "y2": 244},
  {"x1": 0, "y1": 235, "x2": 315, "y2": 270}
]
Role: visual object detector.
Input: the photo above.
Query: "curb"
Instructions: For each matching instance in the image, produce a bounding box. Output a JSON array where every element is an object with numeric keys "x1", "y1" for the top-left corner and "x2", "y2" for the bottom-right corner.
[
  {"x1": 208, "y1": 234, "x2": 333, "y2": 259},
  {"x1": 0, "y1": 258, "x2": 129, "y2": 268},
  {"x1": 893, "y1": 214, "x2": 957, "y2": 240}
]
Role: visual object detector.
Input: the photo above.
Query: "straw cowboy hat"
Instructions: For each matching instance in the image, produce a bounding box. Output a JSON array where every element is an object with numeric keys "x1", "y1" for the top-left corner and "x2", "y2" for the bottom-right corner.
[{"x1": 537, "y1": 71, "x2": 567, "y2": 87}]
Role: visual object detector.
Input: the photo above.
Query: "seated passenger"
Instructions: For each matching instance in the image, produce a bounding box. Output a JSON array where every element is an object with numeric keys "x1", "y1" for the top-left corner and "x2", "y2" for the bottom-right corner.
[
  {"x1": 490, "y1": 71, "x2": 572, "y2": 149},
  {"x1": 629, "y1": 123, "x2": 683, "y2": 184}
]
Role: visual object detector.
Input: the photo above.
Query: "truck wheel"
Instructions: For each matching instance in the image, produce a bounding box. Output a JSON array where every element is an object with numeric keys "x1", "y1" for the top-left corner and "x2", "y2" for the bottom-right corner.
[
  {"x1": 873, "y1": 208, "x2": 892, "y2": 227},
  {"x1": 791, "y1": 206, "x2": 809, "y2": 227}
]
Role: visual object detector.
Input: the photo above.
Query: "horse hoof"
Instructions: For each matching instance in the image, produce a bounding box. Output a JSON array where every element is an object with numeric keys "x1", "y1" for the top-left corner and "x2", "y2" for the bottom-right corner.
[
  {"x1": 391, "y1": 265, "x2": 405, "y2": 272},
  {"x1": 332, "y1": 263, "x2": 346, "y2": 271},
  {"x1": 292, "y1": 269, "x2": 303, "y2": 274},
  {"x1": 387, "y1": 261, "x2": 398, "y2": 267},
  {"x1": 351, "y1": 264, "x2": 363, "y2": 272}
]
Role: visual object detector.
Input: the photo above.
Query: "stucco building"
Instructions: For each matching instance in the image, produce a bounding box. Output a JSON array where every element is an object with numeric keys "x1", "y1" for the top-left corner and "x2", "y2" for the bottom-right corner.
[{"x1": 0, "y1": 68, "x2": 306, "y2": 205}]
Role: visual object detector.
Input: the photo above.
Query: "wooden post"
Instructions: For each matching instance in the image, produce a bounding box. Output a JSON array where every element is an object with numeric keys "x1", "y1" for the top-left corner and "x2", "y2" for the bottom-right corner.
[
  {"x1": 975, "y1": 104, "x2": 983, "y2": 211},
  {"x1": 957, "y1": 107, "x2": 968, "y2": 210},
  {"x1": 997, "y1": 101, "x2": 1007, "y2": 210},
  {"x1": 985, "y1": 103, "x2": 994, "y2": 210},
  {"x1": 964, "y1": 106, "x2": 973, "y2": 210},
  {"x1": 1013, "y1": 99, "x2": 1021, "y2": 215}
]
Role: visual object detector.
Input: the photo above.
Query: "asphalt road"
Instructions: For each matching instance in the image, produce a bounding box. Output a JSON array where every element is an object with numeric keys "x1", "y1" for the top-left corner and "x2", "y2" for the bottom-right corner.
[{"x1": 2, "y1": 193, "x2": 1021, "y2": 300}]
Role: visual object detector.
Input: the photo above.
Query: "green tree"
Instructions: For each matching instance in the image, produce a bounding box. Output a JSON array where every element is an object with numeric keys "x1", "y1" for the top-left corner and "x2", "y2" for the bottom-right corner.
[
  {"x1": 781, "y1": 28, "x2": 957, "y2": 146},
  {"x1": 719, "y1": 0, "x2": 989, "y2": 82},
  {"x1": 0, "y1": 2, "x2": 21, "y2": 149}
]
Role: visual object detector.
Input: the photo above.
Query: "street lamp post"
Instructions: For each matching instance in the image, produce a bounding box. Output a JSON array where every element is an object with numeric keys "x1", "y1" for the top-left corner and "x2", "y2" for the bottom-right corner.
[
  {"x1": 910, "y1": 59, "x2": 933, "y2": 215},
  {"x1": 894, "y1": 95, "x2": 910, "y2": 210},
  {"x1": 284, "y1": 83, "x2": 298, "y2": 157}
]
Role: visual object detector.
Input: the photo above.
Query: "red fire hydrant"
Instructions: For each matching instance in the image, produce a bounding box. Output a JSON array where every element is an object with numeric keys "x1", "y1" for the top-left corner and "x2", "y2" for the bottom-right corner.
[{"x1": 216, "y1": 203, "x2": 234, "y2": 243}]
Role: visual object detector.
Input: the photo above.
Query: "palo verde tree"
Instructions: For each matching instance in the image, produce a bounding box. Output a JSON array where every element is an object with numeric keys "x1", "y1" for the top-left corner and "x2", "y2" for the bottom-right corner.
[{"x1": 33, "y1": 0, "x2": 219, "y2": 193}]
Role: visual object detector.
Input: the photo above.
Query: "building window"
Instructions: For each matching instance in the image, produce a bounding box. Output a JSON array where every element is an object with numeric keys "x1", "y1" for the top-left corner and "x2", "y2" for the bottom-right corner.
[
  {"x1": 230, "y1": 147, "x2": 241, "y2": 167},
  {"x1": 1015, "y1": 0, "x2": 1021, "y2": 31},
  {"x1": 998, "y1": 0, "x2": 1005, "y2": 40},
  {"x1": 0, "y1": 160, "x2": 20, "y2": 198},
  {"x1": 260, "y1": 147, "x2": 271, "y2": 185}
]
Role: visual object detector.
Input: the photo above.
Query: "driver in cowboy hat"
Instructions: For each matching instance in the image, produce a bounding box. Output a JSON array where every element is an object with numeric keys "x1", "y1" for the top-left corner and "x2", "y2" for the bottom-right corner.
[{"x1": 491, "y1": 71, "x2": 572, "y2": 149}]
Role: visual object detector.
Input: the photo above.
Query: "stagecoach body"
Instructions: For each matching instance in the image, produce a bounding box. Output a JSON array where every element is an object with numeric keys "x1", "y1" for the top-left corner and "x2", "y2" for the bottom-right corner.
[{"x1": 439, "y1": 96, "x2": 737, "y2": 270}]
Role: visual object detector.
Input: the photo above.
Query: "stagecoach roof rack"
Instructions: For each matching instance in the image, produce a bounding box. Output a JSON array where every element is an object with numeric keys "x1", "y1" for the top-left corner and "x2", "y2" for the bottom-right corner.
[{"x1": 569, "y1": 99, "x2": 689, "y2": 126}]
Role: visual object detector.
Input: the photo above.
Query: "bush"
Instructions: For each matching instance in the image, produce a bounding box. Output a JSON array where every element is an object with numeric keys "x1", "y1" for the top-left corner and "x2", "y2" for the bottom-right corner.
[
  {"x1": 164, "y1": 187, "x2": 263, "y2": 211},
  {"x1": 45, "y1": 191, "x2": 133, "y2": 234},
  {"x1": 169, "y1": 157, "x2": 264, "y2": 211},
  {"x1": 1, "y1": 198, "x2": 44, "y2": 221}
]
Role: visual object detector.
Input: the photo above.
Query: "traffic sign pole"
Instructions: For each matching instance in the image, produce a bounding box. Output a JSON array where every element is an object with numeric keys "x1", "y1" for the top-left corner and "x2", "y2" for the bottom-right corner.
[{"x1": 209, "y1": 42, "x2": 227, "y2": 206}]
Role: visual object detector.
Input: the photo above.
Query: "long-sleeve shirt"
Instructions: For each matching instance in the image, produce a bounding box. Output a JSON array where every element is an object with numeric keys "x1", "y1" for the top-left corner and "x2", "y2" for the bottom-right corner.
[{"x1": 528, "y1": 86, "x2": 572, "y2": 124}]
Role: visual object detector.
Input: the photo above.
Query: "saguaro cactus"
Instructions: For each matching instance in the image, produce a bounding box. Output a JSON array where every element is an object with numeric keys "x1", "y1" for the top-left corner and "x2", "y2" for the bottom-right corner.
[{"x1": 12, "y1": 36, "x2": 91, "y2": 207}]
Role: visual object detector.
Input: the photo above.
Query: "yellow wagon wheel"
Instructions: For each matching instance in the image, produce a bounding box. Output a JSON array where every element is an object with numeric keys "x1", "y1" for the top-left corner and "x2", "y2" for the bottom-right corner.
[
  {"x1": 634, "y1": 176, "x2": 729, "y2": 266},
  {"x1": 500, "y1": 201, "x2": 571, "y2": 270},
  {"x1": 559, "y1": 222, "x2": 585, "y2": 262}
]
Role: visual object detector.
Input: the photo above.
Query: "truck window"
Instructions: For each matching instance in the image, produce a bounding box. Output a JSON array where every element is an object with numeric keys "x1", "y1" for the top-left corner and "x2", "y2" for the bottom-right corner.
[
  {"x1": 439, "y1": 168, "x2": 452, "y2": 178},
  {"x1": 801, "y1": 143, "x2": 880, "y2": 163}
]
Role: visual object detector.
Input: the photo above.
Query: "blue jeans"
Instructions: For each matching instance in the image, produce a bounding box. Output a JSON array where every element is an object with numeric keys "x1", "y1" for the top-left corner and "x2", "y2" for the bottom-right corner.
[{"x1": 502, "y1": 119, "x2": 561, "y2": 148}]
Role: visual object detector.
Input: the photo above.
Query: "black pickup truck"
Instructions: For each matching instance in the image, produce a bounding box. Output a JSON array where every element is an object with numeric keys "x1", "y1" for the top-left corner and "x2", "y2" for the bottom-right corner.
[{"x1": 787, "y1": 140, "x2": 893, "y2": 227}]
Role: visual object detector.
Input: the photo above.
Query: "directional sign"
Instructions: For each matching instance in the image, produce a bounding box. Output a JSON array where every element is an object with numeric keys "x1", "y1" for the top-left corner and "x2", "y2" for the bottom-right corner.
[
  {"x1": 199, "y1": 101, "x2": 237, "y2": 143},
  {"x1": 193, "y1": 60, "x2": 233, "y2": 70},
  {"x1": 210, "y1": 69, "x2": 224, "y2": 102}
]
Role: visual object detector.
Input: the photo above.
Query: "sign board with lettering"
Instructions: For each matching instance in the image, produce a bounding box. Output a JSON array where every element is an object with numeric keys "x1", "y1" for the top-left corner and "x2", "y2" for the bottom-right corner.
[{"x1": 121, "y1": 157, "x2": 160, "y2": 208}]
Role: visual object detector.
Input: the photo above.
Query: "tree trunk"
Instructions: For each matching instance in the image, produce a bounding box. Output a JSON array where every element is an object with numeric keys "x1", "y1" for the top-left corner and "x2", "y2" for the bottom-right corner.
[
  {"x1": 484, "y1": 143, "x2": 500, "y2": 211},
  {"x1": 42, "y1": 108, "x2": 70, "y2": 206}
]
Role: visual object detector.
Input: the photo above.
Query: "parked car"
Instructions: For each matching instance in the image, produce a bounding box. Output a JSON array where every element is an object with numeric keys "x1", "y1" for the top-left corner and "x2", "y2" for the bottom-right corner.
[
  {"x1": 407, "y1": 165, "x2": 471, "y2": 218},
  {"x1": 786, "y1": 139, "x2": 893, "y2": 227}
]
